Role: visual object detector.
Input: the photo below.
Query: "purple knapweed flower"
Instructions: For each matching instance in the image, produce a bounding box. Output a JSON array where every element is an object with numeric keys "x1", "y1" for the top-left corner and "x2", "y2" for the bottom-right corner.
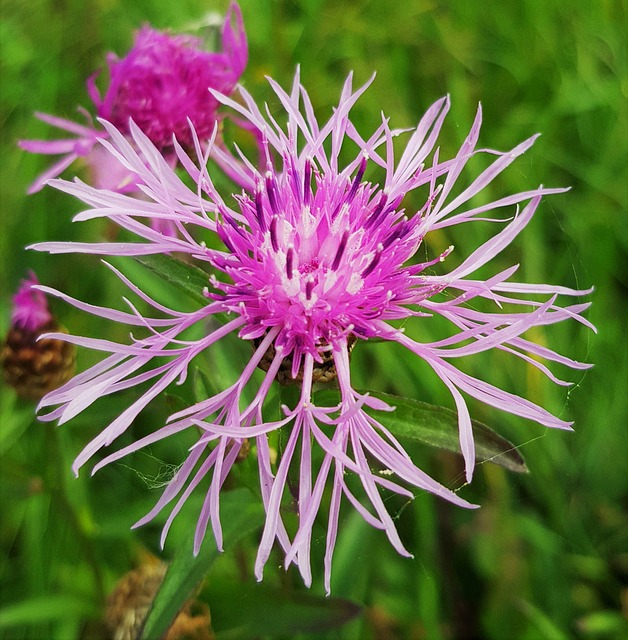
[
  {"x1": 30, "y1": 71, "x2": 594, "y2": 592},
  {"x1": 2, "y1": 271, "x2": 76, "y2": 399},
  {"x1": 10, "y1": 271, "x2": 53, "y2": 332},
  {"x1": 19, "y1": 2, "x2": 247, "y2": 194}
]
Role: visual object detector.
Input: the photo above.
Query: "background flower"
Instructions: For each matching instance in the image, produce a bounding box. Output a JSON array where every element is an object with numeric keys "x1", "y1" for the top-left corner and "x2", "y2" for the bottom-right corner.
[
  {"x1": 18, "y1": 2, "x2": 247, "y2": 194},
  {"x1": 92, "y1": 5, "x2": 247, "y2": 150},
  {"x1": 2, "y1": 271, "x2": 75, "y2": 400}
]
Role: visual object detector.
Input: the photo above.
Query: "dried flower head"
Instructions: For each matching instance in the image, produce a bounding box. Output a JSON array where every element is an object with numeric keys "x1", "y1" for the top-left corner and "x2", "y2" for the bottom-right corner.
[
  {"x1": 32, "y1": 71, "x2": 593, "y2": 591},
  {"x1": 105, "y1": 559, "x2": 212, "y2": 640}
]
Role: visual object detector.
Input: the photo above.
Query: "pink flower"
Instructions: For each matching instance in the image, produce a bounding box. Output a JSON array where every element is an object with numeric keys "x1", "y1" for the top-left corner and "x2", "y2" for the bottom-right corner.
[
  {"x1": 92, "y1": 9, "x2": 247, "y2": 150},
  {"x1": 31, "y1": 71, "x2": 594, "y2": 592},
  {"x1": 19, "y1": 2, "x2": 247, "y2": 194},
  {"x1": 2, "y1": 271, "x2": 76, "y2": 399},
  {"x1": 10, "y1": 271, "x2": 52, "y2": 332}
]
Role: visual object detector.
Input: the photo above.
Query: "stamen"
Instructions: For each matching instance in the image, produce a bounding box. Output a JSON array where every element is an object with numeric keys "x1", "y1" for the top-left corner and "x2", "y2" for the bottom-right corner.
[
  {"x1": 427, "y1": 183, "x2": 443, "y2": 211},
  {"x1": 365, "y1": 192, "x2": 387, "y2": 229},
  {"x1": 269, "y1": 216, "x2": 279, "y2": 252},
  {"x1": 216, "y1": 223, "x2": 235, "y2": 253},
  {"x1": 254, "y1": 184, "x2": 266, "y2": 232},
  {"x1": 331, "y1": 231, "x2": 349, "y2": 270},
  {"x1": 387, "y1": 194, "x2": 404, "y2": 214},
  {"x1": 347, "y1": 154, "x2": 368, "y2": 202},
  {"x1": 382, "y1": 217, "x2": 408, "y2": 249},
  {"x1": 330, "y1": 201, "x2": 342, "y2": 220},
  {"x1": 362, "y1": 243, "x2": 383, "y2": 277},
  {"x1": 303, "y1": 158, "x2": 312, "y2": 206},
  {"x1": 286, "y1": 153, "x2": 302, "y2": 203},
  {"x1": 440, "y1": 245, "x2": 454, "y2": 262},
  {"x1": 265, "y1": 171, "x2": 279, "y2": 215},
  {"x1": 286, "y1": 247, "x2": 294, "y2": 279},
  {"x1": 305, "y1": 277, "x2": 315, "y2": 300}
]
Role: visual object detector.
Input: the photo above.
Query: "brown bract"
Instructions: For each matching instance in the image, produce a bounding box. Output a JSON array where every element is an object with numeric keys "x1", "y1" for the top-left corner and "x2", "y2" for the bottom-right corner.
[
  {"x1": 105, "y1": 559, "x2": 213, "y2": 640},
  {"x1": 2, "y1": 321, "x2": 75, "y2": 400},
  {"x1": 254, "y1": 335, "x2": 357, "y2": 386}
]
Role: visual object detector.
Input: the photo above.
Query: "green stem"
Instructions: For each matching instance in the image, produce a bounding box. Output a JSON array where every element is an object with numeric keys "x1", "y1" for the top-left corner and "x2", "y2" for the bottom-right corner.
[{"x1": 44, "y1": 424, "x2": 107, "y2": 605}]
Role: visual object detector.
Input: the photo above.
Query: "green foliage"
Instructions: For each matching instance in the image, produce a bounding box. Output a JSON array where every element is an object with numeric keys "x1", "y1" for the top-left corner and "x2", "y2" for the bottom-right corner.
[
  {"x1": 1, "y1": 1, "x2": 626, "y2": 639},
  {"x1": 315, "y1": 389, "x2": 529, "y2": 473},
  {"x1": 206, "y1": 582, "x2": 362, "y2": 639},
  {"x1": 139, "y1": 489, "x2": 265, "y2": 639},
  {"x1": 134, "y1": 254, "x2": 212, "y2": 308}
]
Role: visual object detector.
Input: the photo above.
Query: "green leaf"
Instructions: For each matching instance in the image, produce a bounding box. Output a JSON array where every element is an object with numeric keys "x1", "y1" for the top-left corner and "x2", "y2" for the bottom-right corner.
[
  {"x1": 139, "y1": 488, "x2": 265, "y2": 640},
  {"x1": 313, "y1": 389, "x2": 528, "y2": 474},
  {"x1": 519, "y1": 599, "x2": 570, "y2": 640},
  {"x1": 134, "y1": 253, "x2": 210, "y2": 306},
  {"x1": 576, "y1": 611, "x2": 628, "y2": 636},
  {"x1": 0, "y1": 595, "x2": 99, "y2": 628},
  {"x1": 206, "y1": 581, "x2": 362, "y2": 639},
  {"x1": 0, "y1": 386, "x2": 36, "y2": 455},
  {"x1": 279, "y1": 384, "x2": 303, "y2": 501},
  {"x1": 193, "y1": 365, "x2": 218, "y2": 401}
]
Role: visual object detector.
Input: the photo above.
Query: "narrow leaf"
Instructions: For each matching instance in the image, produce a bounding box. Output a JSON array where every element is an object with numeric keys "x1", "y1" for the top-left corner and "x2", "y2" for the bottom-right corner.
[
  {"x1": 139, "y1": 489, "x2": 265, "y2": 640},
  {"x1": 206, "y1": 581, "x2": 362, "y2": 639},
  {"x1": 314, "y1": 389, "x2": 528, "y2": 473},
  {"x1": 0, "y1": 596, "x2": 98, "y2": 628},
  {"x1": 134, "y1": 253, "x2": 210, "y2": 306},
  {"x1": 193, "y1": 366, "x2": 218, "y2": 401}
]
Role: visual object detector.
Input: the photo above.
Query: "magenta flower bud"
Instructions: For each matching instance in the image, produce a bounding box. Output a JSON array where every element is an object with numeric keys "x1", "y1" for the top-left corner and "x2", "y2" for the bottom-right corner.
[{"x1": 2, "y1": 272, "x2": 75, "y2": 400}]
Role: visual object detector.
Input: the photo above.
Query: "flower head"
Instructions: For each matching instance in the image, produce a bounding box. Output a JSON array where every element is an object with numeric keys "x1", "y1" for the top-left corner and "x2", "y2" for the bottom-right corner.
[
  {"x1": 94, "y1": 9, "x2": 247, "y2": 150},
  {"x1": 19, "y1": 2, "x2": 247, "y2": 193},
  {"x1": 10, "y1": 271, "x2": 53, "y2": 332},
  {"x1": 2, "y1": 271, "x2": 75, "y2": 399},
  {"x1": 31, "y1": 71, "x2": 593, "y2": 591}
]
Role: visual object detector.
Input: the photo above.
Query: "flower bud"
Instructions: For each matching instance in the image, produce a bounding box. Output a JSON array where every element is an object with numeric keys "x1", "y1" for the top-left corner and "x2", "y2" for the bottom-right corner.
[{"x1": 2, "y1": 272, "x2": 75, "y2": 400}]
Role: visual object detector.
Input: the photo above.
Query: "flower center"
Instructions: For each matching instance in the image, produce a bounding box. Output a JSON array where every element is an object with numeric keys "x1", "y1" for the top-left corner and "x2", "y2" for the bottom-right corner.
[
  {"x1": 254, "y1": 334, "x2": 357, "y2": 385},
  {"x1": 215, "y1": 157, "x2": 415, "y2": 366},
  {"x1": 299, "y1": 259, "x2": 319, "y2": 275}
]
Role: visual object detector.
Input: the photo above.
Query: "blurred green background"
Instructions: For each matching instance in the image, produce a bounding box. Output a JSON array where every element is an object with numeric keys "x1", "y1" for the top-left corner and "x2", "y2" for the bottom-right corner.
[{"x1": 1, "y1": 0, "x2": 626, "y2": 638}]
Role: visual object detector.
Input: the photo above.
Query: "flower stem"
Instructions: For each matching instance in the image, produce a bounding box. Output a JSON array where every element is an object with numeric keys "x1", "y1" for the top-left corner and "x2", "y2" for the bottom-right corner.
[{"x1": 44, "y1": 423, "x2": 107, "y2": 604}]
